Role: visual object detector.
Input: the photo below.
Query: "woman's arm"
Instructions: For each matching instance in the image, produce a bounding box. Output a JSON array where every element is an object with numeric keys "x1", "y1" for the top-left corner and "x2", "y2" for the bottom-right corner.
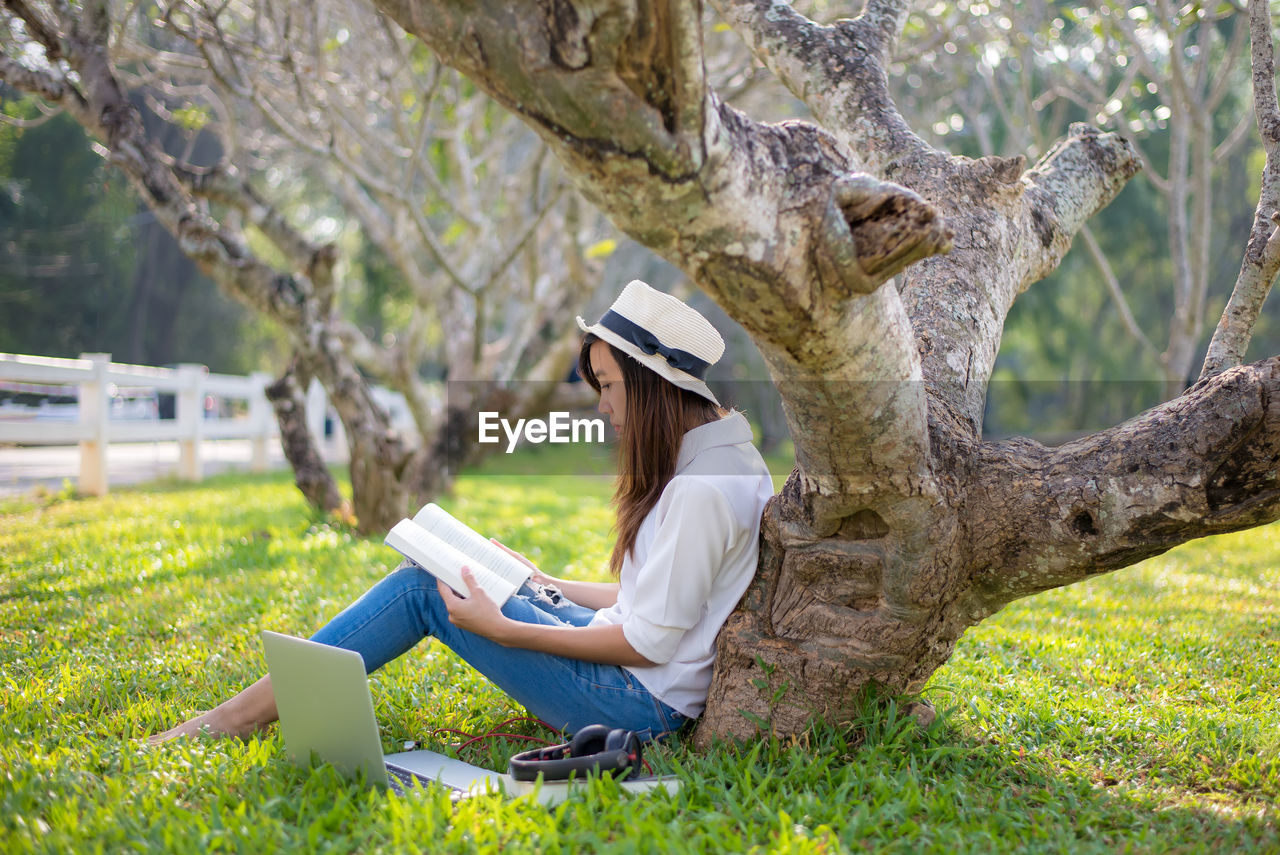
[
  {"x1": 490, "y1": 538, "x2": 620, "y2": 610},
  {"x1": 440, "y1": 569, "x2": 653, "y2": 667}
]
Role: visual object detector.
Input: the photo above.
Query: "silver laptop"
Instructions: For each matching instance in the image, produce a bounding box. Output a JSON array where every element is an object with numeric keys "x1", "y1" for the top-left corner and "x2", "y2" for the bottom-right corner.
[{"x1": 261, "y1": 630, "x2": 498, "y2": 797}]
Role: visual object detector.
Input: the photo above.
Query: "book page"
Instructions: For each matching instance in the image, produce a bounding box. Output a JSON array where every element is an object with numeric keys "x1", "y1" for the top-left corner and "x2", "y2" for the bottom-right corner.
[
  {"x1": 411, "y1": 504, "x2": 534, "y2": 588},
  {"x1": 384, "y1": 520, "x2": 519, "y2": 603}
]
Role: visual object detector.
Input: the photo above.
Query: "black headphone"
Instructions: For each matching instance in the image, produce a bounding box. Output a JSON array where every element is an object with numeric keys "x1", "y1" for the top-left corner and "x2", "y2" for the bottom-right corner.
[{"x1": 507, "y1": 724, "x2": 642, "y2": 782}]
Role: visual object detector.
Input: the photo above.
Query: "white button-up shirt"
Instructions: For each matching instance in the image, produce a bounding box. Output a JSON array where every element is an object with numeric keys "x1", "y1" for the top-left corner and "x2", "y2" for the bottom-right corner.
[{"x1": 589, "y1": 411, "x2": 774, "y2": 717}]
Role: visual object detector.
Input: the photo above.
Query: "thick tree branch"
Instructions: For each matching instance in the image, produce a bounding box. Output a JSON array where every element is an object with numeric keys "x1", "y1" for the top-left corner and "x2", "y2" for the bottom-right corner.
[
  {"x1": 370, "y1": 0, "x2": 953, "y2": 525},
  {"x1": 856, "y1": 0, "x2": 910, "y2": 59},
  {"x1": 707, "y1": 4, "x2": 1142, "y2": 441},
  {"x1": 0, "y1": 54, "x2": 75, "y2": 104},
  {"x1": 1208, "y1": 9, "x2": 1250, "y2": 113},
  {"x1": 897, "y1": 124, "x2": 1141, "y2": 438},
  {"x1": 962, "y1": 356, "x2": 1280, "y2": 619},
  {"x1": 378, "y1": 0, "x2": 702, "y2": 179},
  {"x1": 266, "y1": 360, "x2": 345, "y2": 514},
  {"x1": 652, "y1": 0, "x2": 707, "y2": 148},
  {"x1": 1201, "y1": 0, "x2": 1280, "y2": 380},
  {"x1": 4, "y1": 0, "x2": 64, "y2": 59},
  {"x1": 1021, "y1": 124, "x2": 1144, "y2": 282},
  {"x1": 813, "y1": 174, "x2": 950, "y2": 296},
  {"x1": 710, "y1": 0, "x2": 928, "y2": 173},
  {"x1": 1214, "y1": 108, "x2": 1258, "y2": 164}
]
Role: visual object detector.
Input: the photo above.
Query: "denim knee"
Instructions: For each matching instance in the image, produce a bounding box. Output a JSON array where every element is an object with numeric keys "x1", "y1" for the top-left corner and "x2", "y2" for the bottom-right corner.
[
  {"x1": 380, "y1": 563, "x2": 447, "y2": 624},
  {"x1": 383, "y1": 562, "x2": 435, "y2": 594},
  {"x1": 308, "y1": 562, "x2": 448, "y2": 670}
]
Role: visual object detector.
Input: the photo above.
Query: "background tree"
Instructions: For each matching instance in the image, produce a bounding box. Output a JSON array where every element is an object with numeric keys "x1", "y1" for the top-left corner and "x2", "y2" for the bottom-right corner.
[
  {"x1": 0, "y1": 98, "x2": 281, "y2": 371},
  {"x1": 0, "y1": 0, "x2": 616, "y2": 531}
]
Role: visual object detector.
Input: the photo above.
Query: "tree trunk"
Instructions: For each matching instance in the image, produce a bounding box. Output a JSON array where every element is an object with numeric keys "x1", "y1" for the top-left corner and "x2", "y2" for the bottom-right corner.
[
  {"x1": 701, "y1": 356, "x2": 1280, "y2": 740},
  {"x1": 264, "y1": 362, "x2": 345, "y2": 515}
]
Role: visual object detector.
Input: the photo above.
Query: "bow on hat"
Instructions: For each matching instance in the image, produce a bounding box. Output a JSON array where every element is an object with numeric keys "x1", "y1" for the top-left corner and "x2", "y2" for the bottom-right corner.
[{"x1": 599, "y1": 310, "x2": 711, "y2": 380}]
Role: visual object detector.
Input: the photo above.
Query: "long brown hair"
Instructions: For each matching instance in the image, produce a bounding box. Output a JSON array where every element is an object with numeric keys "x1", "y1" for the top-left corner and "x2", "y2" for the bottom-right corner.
[{"x1": 579, "y1": 334, "x2": 725, "y2": 575}]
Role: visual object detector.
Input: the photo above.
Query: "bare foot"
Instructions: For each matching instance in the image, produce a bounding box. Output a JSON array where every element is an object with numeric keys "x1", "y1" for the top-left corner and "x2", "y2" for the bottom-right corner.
[
  {"x1": 148, "y1": 711, "x2": 231, "y2": 744},
  {"x1": 148, "y1": 676, "x2": 279, "y2": 745}
]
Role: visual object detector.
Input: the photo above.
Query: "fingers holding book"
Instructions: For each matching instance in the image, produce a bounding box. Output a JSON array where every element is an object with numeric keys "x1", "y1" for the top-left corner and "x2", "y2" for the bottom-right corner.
[
  {"x1": 490, "y1": 537, "x2": 556, "y2": 585},
  {"x1": 489, "y1": 538, "x2": 538, "y2": 570},
  {"x1": 439, "y1": 567, "x2": 511, "y2": 642}
]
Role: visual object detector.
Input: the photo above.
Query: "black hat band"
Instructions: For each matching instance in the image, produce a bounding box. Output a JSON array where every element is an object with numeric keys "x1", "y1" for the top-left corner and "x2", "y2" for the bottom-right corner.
[{"x1": 598, "y1": 310, "x2": 711, "y2": 380}]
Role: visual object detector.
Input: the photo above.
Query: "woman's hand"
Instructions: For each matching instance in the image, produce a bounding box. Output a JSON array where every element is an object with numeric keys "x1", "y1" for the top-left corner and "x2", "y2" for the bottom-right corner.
[
  {"x1": 442, "y1": 566, "x2": 651, "y2": 666},
  {"x1": 490, "y1": 537, "x2": 620, "y2": 610},
  {"x1": 490, "y1": 537, "x2": 559, "y2": 586},
  {"x1": 438, "y1": 567, "x2": 512, "y2": 643}
]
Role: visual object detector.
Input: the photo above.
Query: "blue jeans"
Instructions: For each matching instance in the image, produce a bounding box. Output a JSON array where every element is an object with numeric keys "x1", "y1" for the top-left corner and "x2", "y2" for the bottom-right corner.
[{"x1": 308, "y1": 563, "x2": 686, "y2": 741}]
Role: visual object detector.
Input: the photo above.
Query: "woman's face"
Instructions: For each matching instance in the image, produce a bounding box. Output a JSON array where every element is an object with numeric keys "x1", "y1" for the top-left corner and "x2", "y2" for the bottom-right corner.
[{"x1": 589, "y1": 339, "x2": 626, "y2": 432}]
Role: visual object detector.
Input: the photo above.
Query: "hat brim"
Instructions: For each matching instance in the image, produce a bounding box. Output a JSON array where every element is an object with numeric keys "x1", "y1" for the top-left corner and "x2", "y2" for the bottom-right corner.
[{"x1": 577, "y1": 316, "x2": 721, "y2": 407}]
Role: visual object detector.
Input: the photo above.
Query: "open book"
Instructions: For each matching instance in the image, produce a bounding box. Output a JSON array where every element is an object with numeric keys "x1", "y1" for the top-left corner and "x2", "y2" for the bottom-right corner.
[{"x1": 384, "y1": 503, "x2": 533, "y2": 604}]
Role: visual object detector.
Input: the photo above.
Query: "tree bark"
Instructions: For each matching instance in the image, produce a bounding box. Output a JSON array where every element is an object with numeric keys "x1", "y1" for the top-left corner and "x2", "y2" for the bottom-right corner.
[{"x1": 264, "y1": 362, "x2": 345, "y2": 515}]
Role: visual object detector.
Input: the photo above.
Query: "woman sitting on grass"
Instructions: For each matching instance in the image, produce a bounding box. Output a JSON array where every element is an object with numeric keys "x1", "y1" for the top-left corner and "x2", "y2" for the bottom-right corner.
[{"x1": 152, "y1": 280, "x2": 773, "y2": 744}]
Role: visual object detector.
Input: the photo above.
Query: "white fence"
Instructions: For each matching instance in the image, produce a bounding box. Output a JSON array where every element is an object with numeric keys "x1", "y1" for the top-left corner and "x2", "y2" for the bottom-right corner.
[{"x1": 0, "y1": 352, "x2": 337, "y2": 495}]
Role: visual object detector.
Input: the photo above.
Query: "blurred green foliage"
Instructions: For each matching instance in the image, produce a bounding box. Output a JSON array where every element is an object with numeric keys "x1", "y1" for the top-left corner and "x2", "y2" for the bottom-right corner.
[{"x1": 0, "y1": 100, "x2": 287, "y2": 373}]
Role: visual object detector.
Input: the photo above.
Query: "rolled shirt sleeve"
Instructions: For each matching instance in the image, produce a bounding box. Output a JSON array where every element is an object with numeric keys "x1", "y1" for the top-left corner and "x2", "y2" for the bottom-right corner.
[{"x1": 620, "y1": 477, "x2": 738, "y2": 664}]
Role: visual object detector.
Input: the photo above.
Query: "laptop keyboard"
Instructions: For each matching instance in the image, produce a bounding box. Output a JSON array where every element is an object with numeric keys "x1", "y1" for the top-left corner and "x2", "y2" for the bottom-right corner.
[{"x1": 384, "y1": 761, "x2": 470, "y2": 801}]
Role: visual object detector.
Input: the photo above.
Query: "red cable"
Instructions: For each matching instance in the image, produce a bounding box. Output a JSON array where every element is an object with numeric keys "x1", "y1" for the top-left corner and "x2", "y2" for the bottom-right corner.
[{"x1": 426, "y1": 716, "x2": 560, "y2": 755}]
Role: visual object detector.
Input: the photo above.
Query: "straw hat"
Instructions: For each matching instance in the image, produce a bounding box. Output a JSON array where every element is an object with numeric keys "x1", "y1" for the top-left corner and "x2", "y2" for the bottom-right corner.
[{"x1": 576, "y1": 280, "x2": 724, "y2": 406}]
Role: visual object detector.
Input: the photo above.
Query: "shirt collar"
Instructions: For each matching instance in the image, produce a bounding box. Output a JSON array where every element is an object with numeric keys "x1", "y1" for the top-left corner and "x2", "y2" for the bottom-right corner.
[{"x1": 675, "y1": 410, "x2": 753, "y2": 473}]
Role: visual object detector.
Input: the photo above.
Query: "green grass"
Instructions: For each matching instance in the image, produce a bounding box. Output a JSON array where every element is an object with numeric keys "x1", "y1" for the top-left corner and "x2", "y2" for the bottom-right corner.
[{"x1": 1, "y1": 461, "x2": 1277, "y2": 853}]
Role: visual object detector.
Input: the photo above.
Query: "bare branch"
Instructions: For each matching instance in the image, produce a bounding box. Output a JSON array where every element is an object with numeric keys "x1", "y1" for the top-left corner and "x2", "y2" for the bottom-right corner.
[
  {"x1": 1153, "y1": 0, "x2": 1197, "y2": 109},
  {"x1": 1080, "y1": 223, "x2": 1161, "y2": 360},
  {"x1": 0, "y1": 104, "x2": 59, "y2": 128},
  {"x1": 710, "y1": 0, "x2": 928, "y2": 172},
  {"x1": 662, "y1": 0, "x2": 709, "y2": 150},
  {"x1": 896, "y1": 124, "x2": 1140, "y2": 439},
  {"x1": 1201, "y1": 0, "x2": 1280, "y2": 379},
  {"x1": 1207, "y1": 8, "x2": 1250, "y2": 113},
  {"x1": 0, "y1": 54, "x2": 77, "y2": 104},
  {"x1": 1214, "y1": 108, "x2": 1258, "y2": 163},
  {"x1": 478, "y1": 184, "x2": 565, "y2": 293},
  {"x1": 1095, "y1": 1, "x2": 1164, "y2": 85}
]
